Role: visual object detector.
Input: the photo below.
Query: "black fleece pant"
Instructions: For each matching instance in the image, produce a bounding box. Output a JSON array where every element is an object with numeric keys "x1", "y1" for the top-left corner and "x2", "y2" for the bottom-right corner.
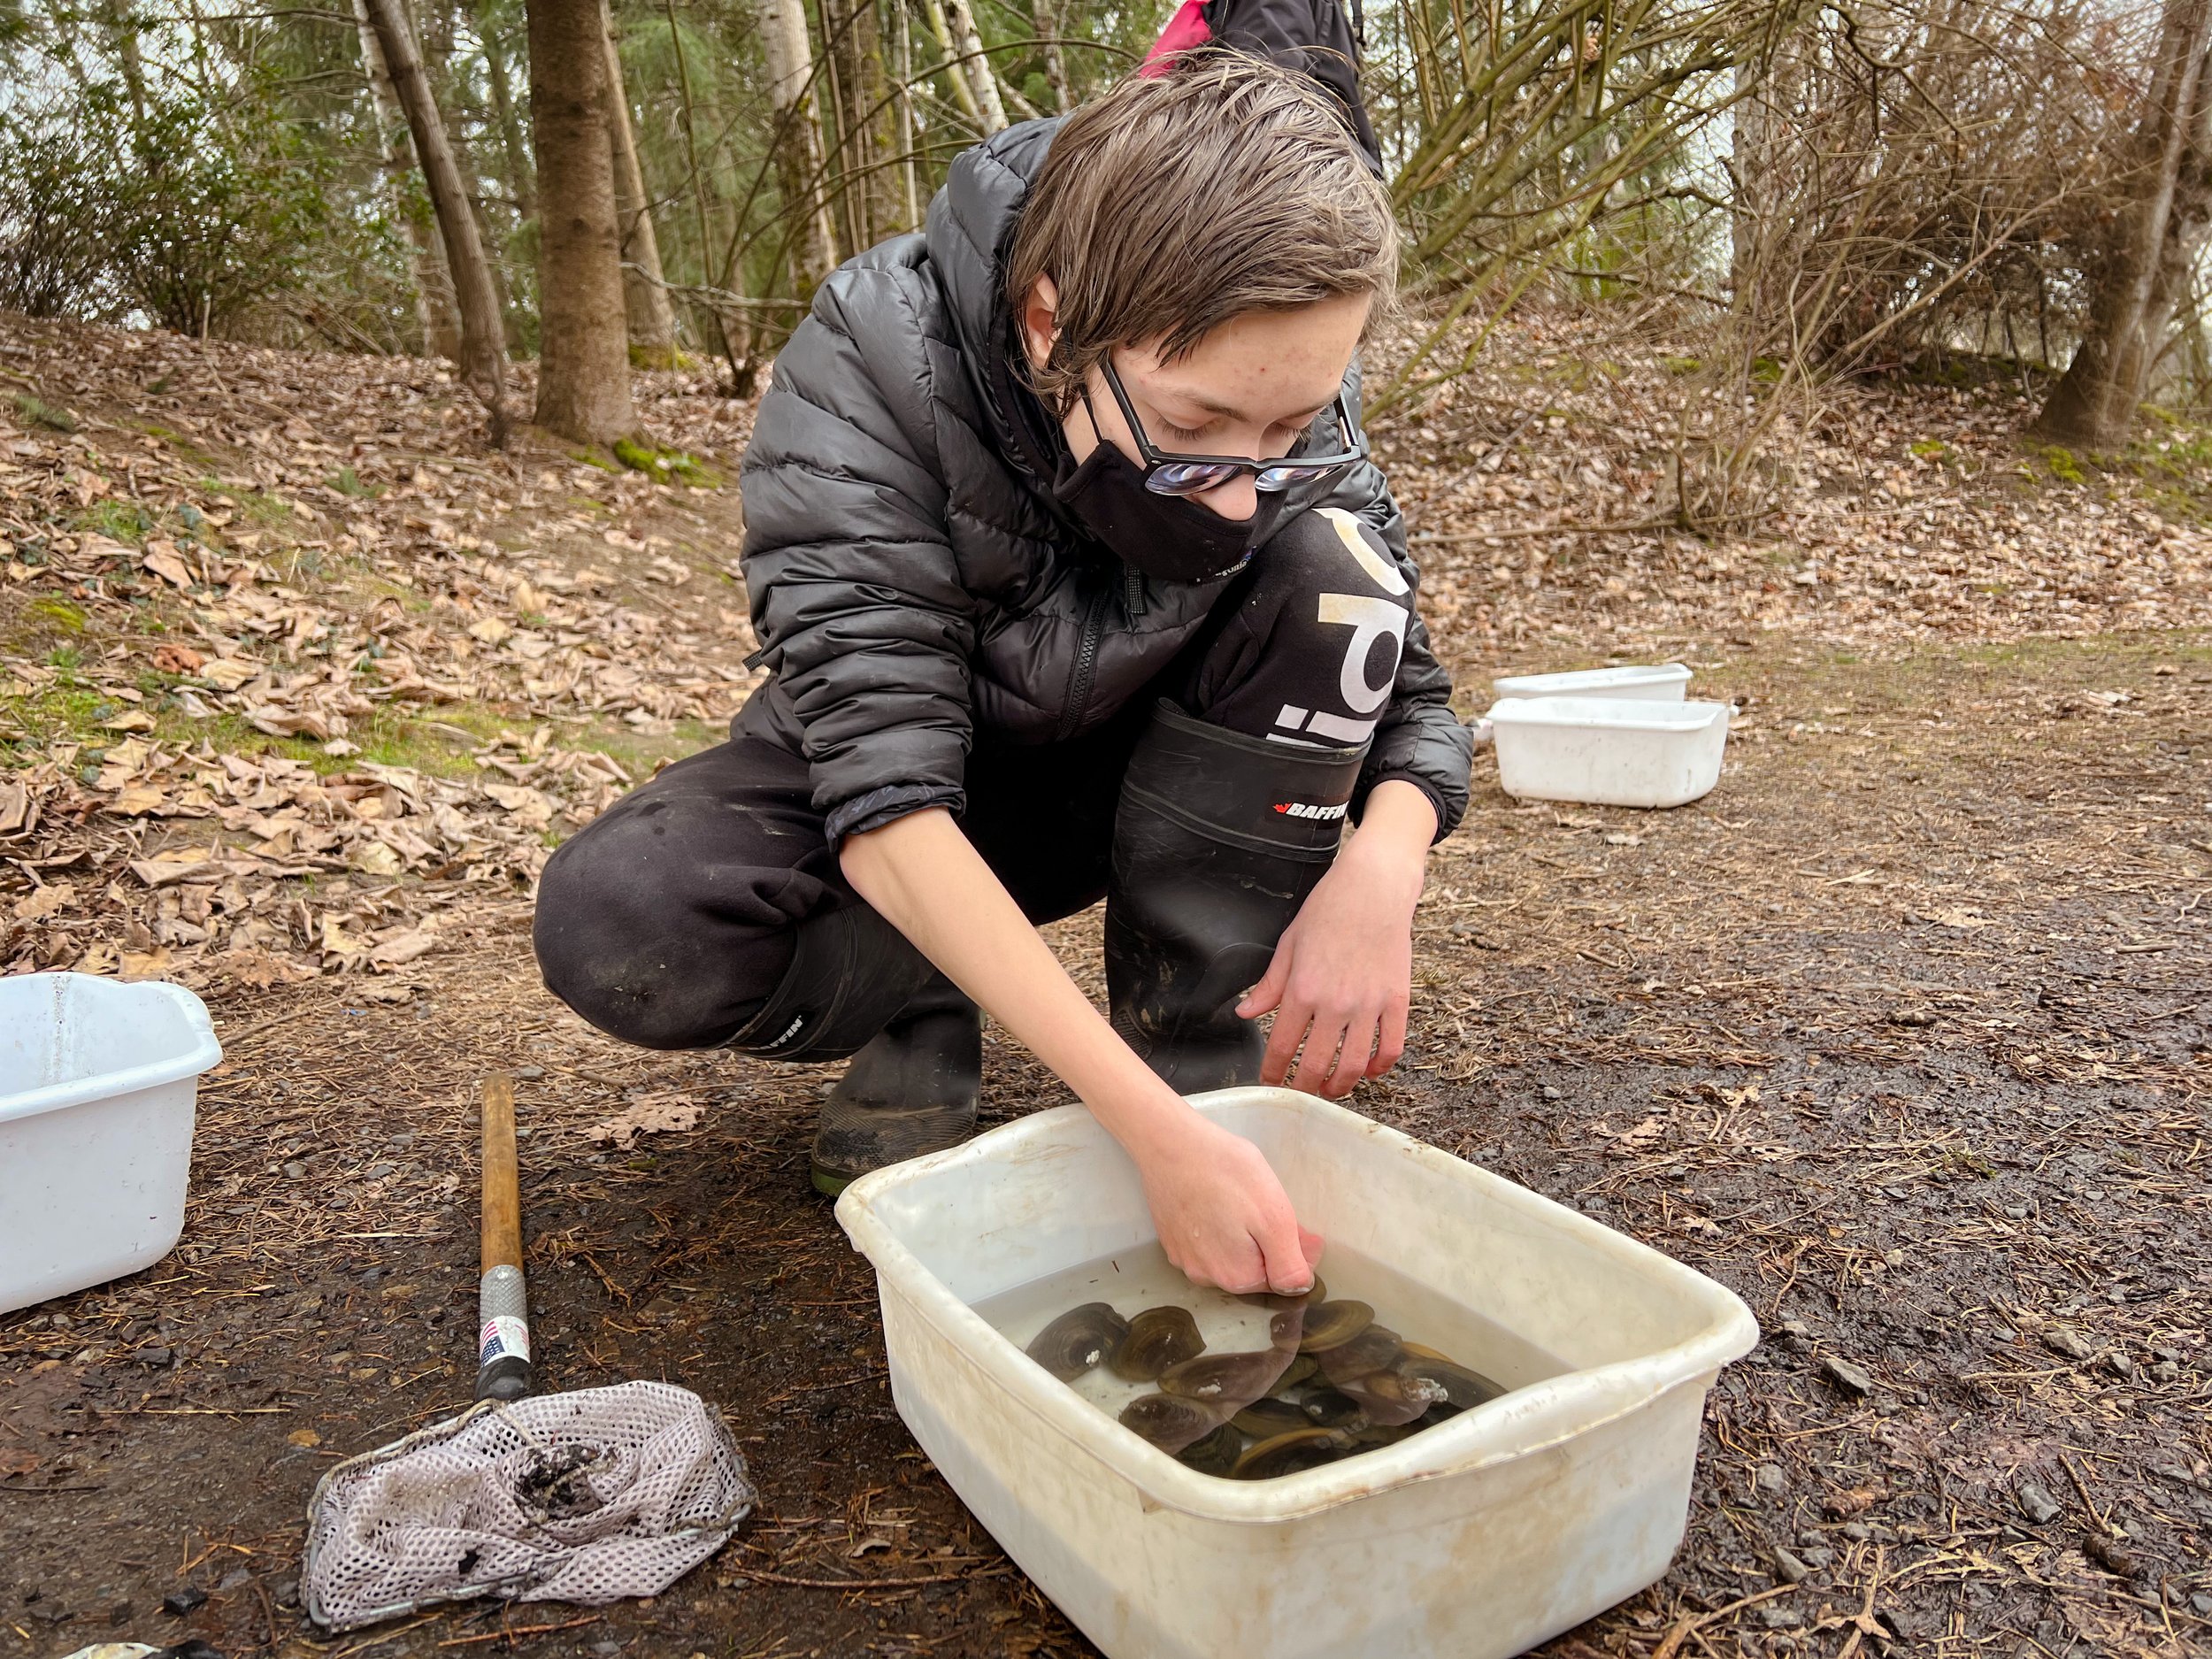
[{"x1": 533, "y1": 507, "x2": 1415, "y2": 1051}]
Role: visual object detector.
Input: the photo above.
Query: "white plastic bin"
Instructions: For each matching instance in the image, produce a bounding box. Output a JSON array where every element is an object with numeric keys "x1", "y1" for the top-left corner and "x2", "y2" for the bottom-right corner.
[
  {"x1": 1488, "y1": 695, "x2": 1732, "y2": 808},
  {"x1": 837, "y1": 1087, "x2": 1757, "y2": 1659},
  {"x1": 0, "y1": 973, "x2": 220, "y2": 1314},
  {"x1": 1491, "y1": 663, "x2": 1692, "y2": 703}
]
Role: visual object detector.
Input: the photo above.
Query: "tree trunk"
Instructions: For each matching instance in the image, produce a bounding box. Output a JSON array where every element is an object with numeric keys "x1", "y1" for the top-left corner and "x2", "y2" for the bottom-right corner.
[
  {"x1": 526, "y1": 0, "x2": 636, "y2": 440},
  {"x1": 892, "y1": 0, "x2": 921, "y2": 227},
  {"x1": 2037, "y1": 0, "x2": 2212, "y2": 449},
  {"x1": 362, "y1": 0, "x2": 508, "y2": 437},
  {"x1": 943, "y1": 0, "x2": 1006, "y2": 131},
  {"x1": 472, "y1": 0, "x2": 537, "y2": 224},
  {"x1": 663, "y1": 0, "x2": 731, "y2": 365},
  {"x1": 1033, "y1": 0, "x2": 1071, "y2": 112},
  {"x1": 821, "y1": 0, "x2": 901, "y2": 251},
  {"x1": 600, "y1": 0, "x2": 681, "y2": 363},
  {"x1": 920, "y1": 0, "x2": 1003, "y2": 133},
  {"x1": 353, "y1": 0, "x2": 463, "y2": 358},
  {"x1": 753, "y1": 0, "x2": 841, "y2": 295},
  {"x1": 97, "y1": 0, "x2": 150, "y2": 129}
]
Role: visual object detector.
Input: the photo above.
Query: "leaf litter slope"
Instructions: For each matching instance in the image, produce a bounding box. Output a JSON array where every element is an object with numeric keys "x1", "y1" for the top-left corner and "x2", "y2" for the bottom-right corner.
[{"x1": 0, "y1": 311, "x2": 2206, "y2": 1659}]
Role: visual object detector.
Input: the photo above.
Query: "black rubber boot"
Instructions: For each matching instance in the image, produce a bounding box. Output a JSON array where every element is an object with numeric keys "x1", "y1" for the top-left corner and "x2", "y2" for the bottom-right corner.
[
  {"x1": 1106, "y1": 701, "x2": 1369, "y2": 1093},
  {"x1": 810, "y1": 972, "x2": 982, "y2": 1196}
]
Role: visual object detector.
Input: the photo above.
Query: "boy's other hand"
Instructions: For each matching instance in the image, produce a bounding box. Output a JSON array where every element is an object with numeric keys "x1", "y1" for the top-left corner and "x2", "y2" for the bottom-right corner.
[
  {"x1": 1237, "y1": 780, "x2": 1434, "y2": 1098},
  {"x1": 1135, "y1": 1114, "x2": 1324, "y2": 1294}
]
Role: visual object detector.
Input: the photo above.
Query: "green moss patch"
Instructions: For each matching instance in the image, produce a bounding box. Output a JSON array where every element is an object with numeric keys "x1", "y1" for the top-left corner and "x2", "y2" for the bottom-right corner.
[
  {"x1": 11, "y1": 391, "x2": 75, "y2": 433},
  {"x1": 612, "y1": 437, "x2": 713, "y2": 488}
]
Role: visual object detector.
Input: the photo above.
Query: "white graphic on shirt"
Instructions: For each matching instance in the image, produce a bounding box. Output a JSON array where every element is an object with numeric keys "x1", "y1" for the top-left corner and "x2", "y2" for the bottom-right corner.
[
  {"x1": 1315, "y1": 506, "x2": 1410, "y2": 595},
  {"x1": 1317, "y1": 592, "x2": 1408, "y2": 716}
]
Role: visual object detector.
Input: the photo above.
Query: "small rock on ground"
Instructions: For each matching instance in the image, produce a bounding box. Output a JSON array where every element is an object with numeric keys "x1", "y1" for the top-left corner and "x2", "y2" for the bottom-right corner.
[
  {"x1": 1822, "y1": 1356, "x2": 1875, "y2": 1394},
  {"x1": 2017, "y1": 1479, "x2": 2063, "y2": 1525},
  {"x1": 2042, "y1": 1325, "x2": 2093, "y2": 1360}
]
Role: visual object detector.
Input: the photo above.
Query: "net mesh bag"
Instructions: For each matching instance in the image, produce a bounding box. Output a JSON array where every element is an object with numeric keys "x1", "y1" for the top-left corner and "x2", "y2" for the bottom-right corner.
[{"x1": 302, "y1": 1380, "x2": 753, "y2": 1631}]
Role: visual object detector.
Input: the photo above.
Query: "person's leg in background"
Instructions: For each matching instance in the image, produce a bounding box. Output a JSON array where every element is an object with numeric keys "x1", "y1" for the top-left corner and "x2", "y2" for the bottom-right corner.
[{"x1": 1108, "y1": 506, "x2": 1417, "y2": 1091}]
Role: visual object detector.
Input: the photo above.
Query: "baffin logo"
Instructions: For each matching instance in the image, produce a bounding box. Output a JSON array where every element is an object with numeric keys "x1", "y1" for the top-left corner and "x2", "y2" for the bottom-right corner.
[{"x1": 1273, "y1": 800, "x2": 1348, "y2": 820}]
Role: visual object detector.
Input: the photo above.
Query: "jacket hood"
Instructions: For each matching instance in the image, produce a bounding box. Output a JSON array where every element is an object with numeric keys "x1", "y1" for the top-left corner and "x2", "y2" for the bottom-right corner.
[{"x1": 926, "y1": 118, "x2": 1066, "y2": 491}]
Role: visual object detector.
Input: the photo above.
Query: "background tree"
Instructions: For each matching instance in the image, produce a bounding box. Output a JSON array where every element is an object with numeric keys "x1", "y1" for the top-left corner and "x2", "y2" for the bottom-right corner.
[
  {"x1": 753, "y1": 0, "x2": 841, "y2": 298},
  {"x1": 526, "y1": 0, "x2": 634, "y2": 440},
  {"x1": 2038, "y1": 0, "x2": 2212, "y2": 448},
  {"x1": 363, "y1": 0, "x2": 510, "y2": 436},
  {"x1": 600, "y1": 0, "x2": 680, "y2": 365},
  {"x1": 351, "y1": 0, "x2": 460, "y2": 359}
]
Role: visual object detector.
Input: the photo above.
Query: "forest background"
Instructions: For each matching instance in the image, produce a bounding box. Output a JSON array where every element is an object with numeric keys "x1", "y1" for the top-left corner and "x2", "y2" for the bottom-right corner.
[{"x1": 11, "y1": 0, "x2": 2212, "y2": 473}]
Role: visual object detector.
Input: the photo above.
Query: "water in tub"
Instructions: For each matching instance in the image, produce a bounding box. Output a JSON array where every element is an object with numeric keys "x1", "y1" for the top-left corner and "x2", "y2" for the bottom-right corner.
[{"x1": 972, "y1": 1240, "x2": 1572, "y2": 1479}]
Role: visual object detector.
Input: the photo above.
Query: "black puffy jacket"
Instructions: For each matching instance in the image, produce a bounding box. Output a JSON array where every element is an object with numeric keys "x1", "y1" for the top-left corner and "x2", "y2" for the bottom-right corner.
[{"x1": 736, "y1": 119, "x2": 1471, "y2": 848}]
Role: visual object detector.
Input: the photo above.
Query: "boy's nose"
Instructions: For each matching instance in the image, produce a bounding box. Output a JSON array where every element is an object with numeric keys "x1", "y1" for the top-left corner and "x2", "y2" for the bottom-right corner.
[{"x1": 1194, "y1": 475, "x2": 1259, "y2": 522}]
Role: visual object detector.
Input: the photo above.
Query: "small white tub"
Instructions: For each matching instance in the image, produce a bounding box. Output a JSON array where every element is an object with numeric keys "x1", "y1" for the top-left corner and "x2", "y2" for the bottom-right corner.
[
  {"x1": 1488, "y1": 695, "x2": 1732, "y2": 808},
  {"x1": 837, "y1": 1087, "x2": 1757, "y2": 1659},
  {"x1": 0, "y1": 973, "x2": 221, "y2": 1314},
  {"x1": 1491, "y1": 663, "x2": 1692, "y2": 703}
]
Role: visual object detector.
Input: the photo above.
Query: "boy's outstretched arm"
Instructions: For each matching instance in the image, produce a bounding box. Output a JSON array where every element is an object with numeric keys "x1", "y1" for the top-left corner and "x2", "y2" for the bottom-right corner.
[{"x1": 841, "y1": 807, "x2": 1323, "y2": 1296}]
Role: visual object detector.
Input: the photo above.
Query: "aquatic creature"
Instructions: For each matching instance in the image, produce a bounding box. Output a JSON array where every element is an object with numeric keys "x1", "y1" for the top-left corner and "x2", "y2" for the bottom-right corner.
[
  {"x1": 1110, "y1": 1305, "x2": 1205, "y2": 1380},
  {"x1": 1288, "y1": 1386, "x2": 1369, "y2": 1429},
  {"x1": 1231, "y1": 1427, "x2": 1356, "y2": 1480},
  {"x1": 1176, "y1": 1423, "x2": 1247, "y2": 1477},
  {"x1": 1397, "y1": 1353, "x2": 1504, "y2": 1411},
  {"x1": 1316, "y1": 1324, "x2": 1403, "y2": 1385},
  {"x1": 1336, "y1": 1365, "x2": 1446, "y2": 1426},
  {"x1": 1118, "y1": 1390, "x2": 1226, "y2": 1454},
  {"x1": 1230, "y1": 1396, "x2": 1311, "y2": 1438},
  {"x1": 1271, "y1": 1299, "x2": 1374, "y2": 1355},
  {"x1": 1025, "y1": 1302, "x2": 1128, "y2": 1381},
  {"x1": 1266, "y1": 1354, "x2": 1320, "y2": 1394},
  {"x1": 1157, "y1": 1347, "x2": 1295, "y2": 1405}
]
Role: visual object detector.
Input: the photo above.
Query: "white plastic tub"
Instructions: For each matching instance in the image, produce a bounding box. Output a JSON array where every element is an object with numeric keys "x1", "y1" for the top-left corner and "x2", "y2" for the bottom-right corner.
[
  {"x1": 837, "y1": 1087, "x2": 1757, "y2": 1659},
  {"x1": 0, "y1": 973, "x2": 220, "y2": 1314},
  {"x1": 1491, "y1": 663, "x2": 1692, "y2": 703},
  {"x1": 1488, "y1": 695, "x2": 1732, "y2": 808}
]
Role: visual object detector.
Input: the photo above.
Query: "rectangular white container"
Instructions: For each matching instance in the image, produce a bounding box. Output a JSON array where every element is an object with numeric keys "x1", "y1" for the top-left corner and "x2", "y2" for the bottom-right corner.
[
  {"x1": 0, "y1": 972, "x2": 221, "y2": 1314},
  {"x1": 837, "y1": 1087, "x2": 1757, "y2": 1659},
  {"x1": 1487, "y1": 695, "x2": 1732, "y2": 808},
  {"x1": 1491, "y1": 663, "x2": 1692, "y2": 703}
]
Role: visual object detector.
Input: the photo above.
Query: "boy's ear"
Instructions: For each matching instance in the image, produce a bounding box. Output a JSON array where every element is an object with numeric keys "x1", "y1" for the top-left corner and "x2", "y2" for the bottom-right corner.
[{"x1": 1018, "y1": 273, "x2": 1060, "y2": 371}]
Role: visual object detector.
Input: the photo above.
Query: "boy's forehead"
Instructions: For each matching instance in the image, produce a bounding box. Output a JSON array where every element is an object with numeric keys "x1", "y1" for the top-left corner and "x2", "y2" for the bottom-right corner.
[
  {"x1": 1140, "y1": 294, "x2": 1368, "y2": 419},
  {"x1": 1156, "y1": 379, "x2": 1330, "y2": 423},
  {"x1": 1146, "y1": 357, "x2": 1344, "y2": 423}
]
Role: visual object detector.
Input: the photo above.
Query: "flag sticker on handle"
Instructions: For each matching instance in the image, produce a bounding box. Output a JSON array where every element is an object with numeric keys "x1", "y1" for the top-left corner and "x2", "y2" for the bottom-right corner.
[{"x1": 480, "y1": 1315, "x2": 531, "y2": 1366}]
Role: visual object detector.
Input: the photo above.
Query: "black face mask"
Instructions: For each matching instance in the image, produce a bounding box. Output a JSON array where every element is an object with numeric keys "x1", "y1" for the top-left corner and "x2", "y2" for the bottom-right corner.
[{"x1": 1051, "y1": 438, "x2": 1288, "y2": 584}]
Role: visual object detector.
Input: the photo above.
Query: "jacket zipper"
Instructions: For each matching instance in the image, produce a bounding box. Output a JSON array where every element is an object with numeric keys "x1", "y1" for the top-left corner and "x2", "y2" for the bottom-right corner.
[{"x1": 1055, "y1": 581, "x2": 1113, "y2": 742}]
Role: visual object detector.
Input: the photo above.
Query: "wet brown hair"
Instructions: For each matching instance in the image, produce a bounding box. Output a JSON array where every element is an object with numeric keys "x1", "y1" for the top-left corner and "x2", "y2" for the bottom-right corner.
[{"x1": 1005, "y1": 53, "x2": 1398, "y2": 413}]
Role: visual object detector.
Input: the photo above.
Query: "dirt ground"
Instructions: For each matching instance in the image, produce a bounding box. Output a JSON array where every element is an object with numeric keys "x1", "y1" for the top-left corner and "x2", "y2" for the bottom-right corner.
[
  {"x1": 2, "y1": 317, "x2": 2210, "y2": 1659},
  {"x1": 4, "y1": 630, "x2": 2205, "y2": 1659}
]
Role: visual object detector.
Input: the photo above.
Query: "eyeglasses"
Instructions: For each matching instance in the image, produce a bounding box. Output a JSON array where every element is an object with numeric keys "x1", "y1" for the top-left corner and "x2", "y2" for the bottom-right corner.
[{"x1": 1085, "y1": 354, "x2": 1369, "y2": 497}]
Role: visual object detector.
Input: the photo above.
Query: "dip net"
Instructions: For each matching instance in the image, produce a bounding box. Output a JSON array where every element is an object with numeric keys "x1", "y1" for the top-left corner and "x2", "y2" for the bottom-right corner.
[{"x1": 302, "y1": 1381, "x2": 752, "y2": 1630}]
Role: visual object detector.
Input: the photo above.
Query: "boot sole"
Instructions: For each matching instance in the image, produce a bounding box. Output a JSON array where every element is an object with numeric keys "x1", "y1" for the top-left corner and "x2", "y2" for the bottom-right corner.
[{"x1": 810, "y1": 1163, "x2": 857, "y2": 1199}]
